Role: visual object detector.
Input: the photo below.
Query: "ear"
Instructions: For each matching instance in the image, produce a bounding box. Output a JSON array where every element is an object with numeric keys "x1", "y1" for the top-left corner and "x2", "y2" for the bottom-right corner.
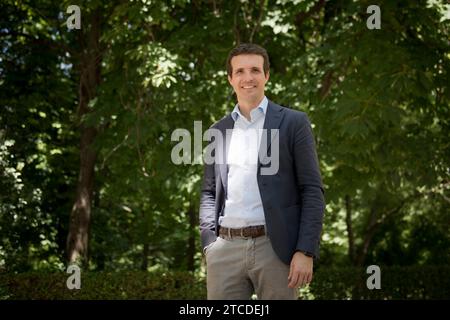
[
  {"x1": 265, "y1": 71, "x2": 270, "y2": 82},
  {"x1": 228, "y1": 74, "x2": 233, "y2": 85}
]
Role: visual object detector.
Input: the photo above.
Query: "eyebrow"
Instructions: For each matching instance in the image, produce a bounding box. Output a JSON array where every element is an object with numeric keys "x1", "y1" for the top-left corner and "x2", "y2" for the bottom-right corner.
[{"x1": 234, "y1": 66, "x2": 262, "y2": 72}]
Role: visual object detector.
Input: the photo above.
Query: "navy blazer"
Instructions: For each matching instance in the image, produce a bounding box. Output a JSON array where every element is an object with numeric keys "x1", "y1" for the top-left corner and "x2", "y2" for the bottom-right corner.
[{"x1": 199, "y1": 100, "x2": 325, "y2": 265}]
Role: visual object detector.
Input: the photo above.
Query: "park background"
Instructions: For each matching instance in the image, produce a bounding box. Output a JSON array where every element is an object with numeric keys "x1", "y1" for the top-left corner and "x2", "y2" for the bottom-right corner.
[{"x1": 0, "y1": 0, "x2": 449, "y2": 299}]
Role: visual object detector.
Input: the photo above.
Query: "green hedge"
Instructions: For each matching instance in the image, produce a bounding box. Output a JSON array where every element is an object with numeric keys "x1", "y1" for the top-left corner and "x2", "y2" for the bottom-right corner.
[
  {"x1": 308, "y1": 266, "x2": 450, "y2": 300},
  {"x1": 0, "y1": 271, "x2": 206, "y2": 300},
  {"x1": 1, "y1": 266, "x2": 449, "y2": 299}
]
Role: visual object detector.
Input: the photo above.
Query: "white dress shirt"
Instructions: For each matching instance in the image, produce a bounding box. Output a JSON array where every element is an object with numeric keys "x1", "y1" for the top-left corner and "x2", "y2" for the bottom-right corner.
[{"x1": 219, "y1": 96, "x2": 268, "y2": 228}]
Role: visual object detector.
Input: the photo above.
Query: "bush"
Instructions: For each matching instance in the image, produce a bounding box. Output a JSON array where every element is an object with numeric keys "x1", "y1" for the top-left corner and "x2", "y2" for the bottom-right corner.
[
  {"x1": 1, "y1": 266, "x2": 449, "y2": 299},
  {"x1": 309, "y1": 265, "x2": 450, "y2": 299},
  {"x1": 0, "y1": 271, "x2": 206, "y2": 300}
]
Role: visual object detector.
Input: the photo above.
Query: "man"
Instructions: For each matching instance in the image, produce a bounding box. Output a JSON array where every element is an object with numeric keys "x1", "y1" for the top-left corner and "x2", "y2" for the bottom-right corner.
[{"x1": 199, "y1": 43, "x2": 325, "y2": 300}]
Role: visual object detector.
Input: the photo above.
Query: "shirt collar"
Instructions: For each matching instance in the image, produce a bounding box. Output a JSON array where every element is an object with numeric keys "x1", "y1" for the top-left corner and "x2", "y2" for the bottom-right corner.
[{"x1": 231, "y1": 96, "x2": 268, "y2": 122}]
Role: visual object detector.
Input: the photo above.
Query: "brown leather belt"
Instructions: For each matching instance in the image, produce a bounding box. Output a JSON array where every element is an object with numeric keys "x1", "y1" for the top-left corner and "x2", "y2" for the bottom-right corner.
[{"x1": 219, "y1": 225, "x2": 265, "y2": 238}]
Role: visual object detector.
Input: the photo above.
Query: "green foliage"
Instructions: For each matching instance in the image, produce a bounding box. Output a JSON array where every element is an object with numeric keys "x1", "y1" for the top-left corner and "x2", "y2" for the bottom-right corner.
[
  {"x1": 2, "y1": 266, "x2": 449, "y2": 300},
  {"x1": 0, "y1": 0, "x2": 77, "y2": 272},
  {"x1": 309, "y1": 266, "x2": 450, "y2": 300},
  {"x1": 0, "y1": 271, "x2": 206, "y2": 299},
  {"x1": 1, "y1": 0, "x2": 449, "y2": 282}
]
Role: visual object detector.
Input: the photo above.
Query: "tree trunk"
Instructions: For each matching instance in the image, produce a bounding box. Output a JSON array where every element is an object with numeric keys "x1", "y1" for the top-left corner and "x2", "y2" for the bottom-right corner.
[
  {"x1": 187, "y1": 204, "x2": 197, "y2": 271},
  {"x1": 67, "y1": 127, "x2": 97, "y2": 265},
  {"x1": 355, "y1": 196, "x2": 408, "y2": 266},
  {"x1": 66, "y1": 9, "x2": 102, "y2": 266},
  {"x1": 355, "y1": 196, "x2": 380, "y2": 266},
  {"x1": 141, "y1": 242, "x2": 149, "y2": 271},
  {"x1": 345, "y1": 194, "x2": 355, "y2": 264}
]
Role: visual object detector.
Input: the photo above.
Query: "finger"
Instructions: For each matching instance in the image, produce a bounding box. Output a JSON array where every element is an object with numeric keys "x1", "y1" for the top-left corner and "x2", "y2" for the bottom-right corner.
[
  {"x1": 296, "y1": 271, "x2": 306, "y2": 288},
  {"x1": 288, "y1": 272, "x2": 297, "y2": 288},
  {"x1": 288, "y1": 264, "x2": 293, "y2": 281},
  {"x1": 306, "y1": 272, "x2": 313, "y2": 285},
  {"x1": 298, "y1": 272, "x2": 307, "y2": 288},
  {"x1": 288, "y1": 271, "x2": 299, "y2": 288}
]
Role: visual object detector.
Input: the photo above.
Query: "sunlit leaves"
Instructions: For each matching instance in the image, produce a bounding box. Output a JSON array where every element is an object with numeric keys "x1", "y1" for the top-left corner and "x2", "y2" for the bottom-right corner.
[{"x1": 1, "y1": 0, "x2": 449, "y2": 272}]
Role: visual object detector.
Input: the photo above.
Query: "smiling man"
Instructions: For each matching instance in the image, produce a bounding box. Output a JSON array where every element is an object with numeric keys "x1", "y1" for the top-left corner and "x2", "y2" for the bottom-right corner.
[
  {"x1": 199, "y1": 43, "x2": 325, "y2": 300},
  {"x1": 227, "y1": 53, "x2": 268, "y2": 120}
]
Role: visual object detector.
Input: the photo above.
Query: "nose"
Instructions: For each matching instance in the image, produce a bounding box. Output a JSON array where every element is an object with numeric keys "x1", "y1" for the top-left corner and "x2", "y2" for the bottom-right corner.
[{"x1": 242, "y1": 70, "x2": 254, "y2": 82}]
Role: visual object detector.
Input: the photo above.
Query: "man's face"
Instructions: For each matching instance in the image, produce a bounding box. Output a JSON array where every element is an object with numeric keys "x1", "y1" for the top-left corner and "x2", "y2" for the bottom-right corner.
[{"x1": 228, "y1": 54, "x2": 269, "y2": 105}]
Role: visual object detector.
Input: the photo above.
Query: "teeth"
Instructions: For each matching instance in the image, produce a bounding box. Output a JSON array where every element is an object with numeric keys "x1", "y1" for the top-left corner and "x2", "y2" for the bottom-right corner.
[{"x1": 242, "y1": 86, "x2": 255, "y2": 88}]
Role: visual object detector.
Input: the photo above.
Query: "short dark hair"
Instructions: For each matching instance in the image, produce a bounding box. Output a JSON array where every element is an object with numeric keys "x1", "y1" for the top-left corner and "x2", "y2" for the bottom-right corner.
[{"x1": 226, "y1": 43, "x2": 270, "y2": 77}]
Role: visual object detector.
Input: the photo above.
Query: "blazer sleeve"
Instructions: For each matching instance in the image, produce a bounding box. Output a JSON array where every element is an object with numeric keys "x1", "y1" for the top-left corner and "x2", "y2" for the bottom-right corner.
[
  {"x1": 199, "y1": 151, "x2": 218, "y2": 250},
  {"x1": 293, "y1": 112, "x2": 326, "y2": 258}
]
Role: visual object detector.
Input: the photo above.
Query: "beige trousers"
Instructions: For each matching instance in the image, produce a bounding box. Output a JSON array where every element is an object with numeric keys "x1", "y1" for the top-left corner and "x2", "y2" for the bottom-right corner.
[{"x1": 205, "y1": 234, "x2": 297, "y2": 300}]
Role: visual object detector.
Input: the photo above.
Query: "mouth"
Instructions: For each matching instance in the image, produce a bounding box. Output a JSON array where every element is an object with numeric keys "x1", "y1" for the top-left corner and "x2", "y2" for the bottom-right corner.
[{"x1": 241, "y1": 85, "x2": 256, "y2": 89}]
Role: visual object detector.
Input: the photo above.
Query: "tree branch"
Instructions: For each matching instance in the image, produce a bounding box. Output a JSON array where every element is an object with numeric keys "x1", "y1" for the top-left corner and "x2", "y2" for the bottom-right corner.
[
  {"x1": 233, "y1": 5, "x2": 241, "y2": 45},
  {"x1": 249, "y1": 0, "x2": 265, "y2": 43},
  {"x1": 345, "y1": 194, "x2": 355, "y2": 263},
  {"x1": 295, "y1": 0, "x2": 326, "y2": 30},
  {"x1": 0, "y1": 31, "x2": 75, "y2": 55},
  {"x1": 356, "y1": 194, "x2": 412, "y2": 266}
]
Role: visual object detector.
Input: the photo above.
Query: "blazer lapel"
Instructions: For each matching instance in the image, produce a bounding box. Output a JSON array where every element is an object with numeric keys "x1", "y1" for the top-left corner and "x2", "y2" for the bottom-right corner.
[
  {"x1": 217, "y1": 115, "x2": 234, "y2": 195},
  {"x1": 258, "y1": 100, "x2": 284, "y2": 170},
  {"x1": 217, "y1": 100, "x2": 284, "y2": 192}
]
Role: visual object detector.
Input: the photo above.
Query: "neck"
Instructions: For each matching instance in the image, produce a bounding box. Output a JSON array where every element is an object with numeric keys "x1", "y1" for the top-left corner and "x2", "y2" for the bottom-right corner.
[{"x1": 237, "y1": 96, "x2": 264, "y2": 120}]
